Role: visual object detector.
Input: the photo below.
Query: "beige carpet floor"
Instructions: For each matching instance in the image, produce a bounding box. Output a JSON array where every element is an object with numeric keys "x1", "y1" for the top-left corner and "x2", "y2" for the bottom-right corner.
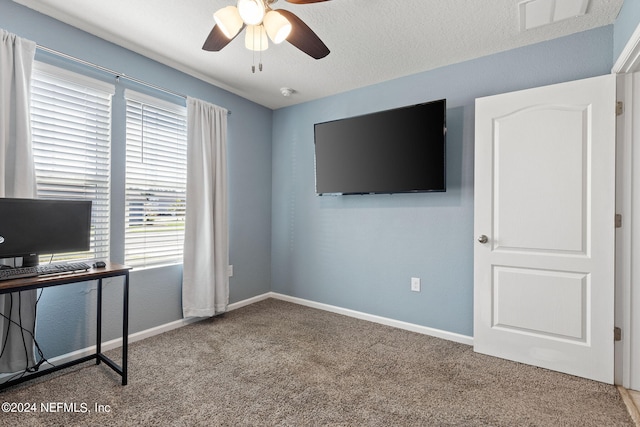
[{"x1": 0, "y1": 298, "x2": 634, "y2": 426}]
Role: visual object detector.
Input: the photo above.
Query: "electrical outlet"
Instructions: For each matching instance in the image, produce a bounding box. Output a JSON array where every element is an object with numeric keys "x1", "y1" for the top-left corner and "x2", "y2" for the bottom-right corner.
[
  {"x1": 228, "y1": 265, "x2": 234, "y2": 277},
  {"x1": 411, "y1": 277, "x2": 421, "y2": 292}
]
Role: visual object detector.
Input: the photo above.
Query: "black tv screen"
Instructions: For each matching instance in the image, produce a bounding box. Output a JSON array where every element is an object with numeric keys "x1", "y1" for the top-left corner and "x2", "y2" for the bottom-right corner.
[
  {"x1": 0, "y1": 198, "x2": 92, "y2": 259},
  {"x1": 314, "y1": 99, "x2": 446, "y2": 195}
]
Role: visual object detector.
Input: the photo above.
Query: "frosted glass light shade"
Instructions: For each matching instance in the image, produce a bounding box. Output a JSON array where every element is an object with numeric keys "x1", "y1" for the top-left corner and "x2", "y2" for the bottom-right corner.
[
  {"x1": 263, "y1": 11, "x2": 291, "y2": 44},
  {"x1": 245, "y1": 25, "x2": 268, "y2": 51},
  {"x1": 214, "y1": 6, "x2": 243, "y2": 39},
  {"x1": 237, "y1": 0, "x2": 265, "y2": 26}
]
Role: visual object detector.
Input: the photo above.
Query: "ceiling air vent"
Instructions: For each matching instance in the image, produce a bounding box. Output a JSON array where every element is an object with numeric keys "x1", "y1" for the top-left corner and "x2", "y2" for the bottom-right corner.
[{"x1": 519, "y1": 0, "x2": 589, "y2": 31}]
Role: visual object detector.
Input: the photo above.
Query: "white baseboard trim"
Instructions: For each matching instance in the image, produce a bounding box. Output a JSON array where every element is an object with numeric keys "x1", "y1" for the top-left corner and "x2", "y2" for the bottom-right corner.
[
  {"x1": 38, "y1": 316, "x2": 203, "y2": 369},
  {"x1": 269, "y1": 292, "x2": 474, "y2": 346},
  {"x1": 32, "y1": 291, "x2": 472, "y2": 371},
  {"x1": 38, "y1": 294, "x2": 273, "y2": 368},
  {"x1": 33, "y1": 293, "x2": 274, "y2": 369},
  {"x1": 227, "y1": 292, "x2": 272, "y2": 311}
]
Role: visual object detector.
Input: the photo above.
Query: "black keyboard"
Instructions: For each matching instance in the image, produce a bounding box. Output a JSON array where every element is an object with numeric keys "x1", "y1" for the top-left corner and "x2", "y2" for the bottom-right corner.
[{"x1": 0, "y1": 262, "x2": 91, "y2": 281}]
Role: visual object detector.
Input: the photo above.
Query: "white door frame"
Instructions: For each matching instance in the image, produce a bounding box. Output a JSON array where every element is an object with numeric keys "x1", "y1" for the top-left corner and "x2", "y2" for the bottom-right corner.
[{"x1": 612, "y1": 23, "x2": 640, "y2": 390}]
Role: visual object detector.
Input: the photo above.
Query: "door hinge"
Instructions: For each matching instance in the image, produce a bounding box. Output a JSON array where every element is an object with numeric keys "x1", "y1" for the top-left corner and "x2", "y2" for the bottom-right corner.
[
  {"x1": 617, "y1": 101, "x2": 624, "y2": 116},
  {"x1": 615, "y1": 214, "x2": 622, "y2": 228},
  {"x1": 614, "y1": 327, "x2": 622, "y2": 342}
]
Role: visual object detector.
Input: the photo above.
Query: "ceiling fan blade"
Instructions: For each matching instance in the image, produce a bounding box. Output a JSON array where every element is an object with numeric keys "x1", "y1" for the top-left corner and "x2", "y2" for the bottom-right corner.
[
  {"x1": 285, "y1": 0, "x2": 332, "y2": 4},
  {"x1": 202, "y1": 25, "x2": 242, "y2": 51},
  {"x1": 277, "y1": 9, "x2": 330, "y2": 59}
]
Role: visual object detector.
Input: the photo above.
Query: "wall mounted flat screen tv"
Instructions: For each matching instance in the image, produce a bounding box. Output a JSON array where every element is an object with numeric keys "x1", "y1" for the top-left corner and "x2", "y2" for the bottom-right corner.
[{"x1": 314, "y1": 99, "x2": 446, "y2": 195}]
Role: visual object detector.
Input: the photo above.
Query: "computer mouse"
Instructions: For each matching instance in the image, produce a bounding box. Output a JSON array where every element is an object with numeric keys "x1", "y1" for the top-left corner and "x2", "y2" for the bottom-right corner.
[{"x1": 93, "y1": 261, "x2": 106, "y2": 268}]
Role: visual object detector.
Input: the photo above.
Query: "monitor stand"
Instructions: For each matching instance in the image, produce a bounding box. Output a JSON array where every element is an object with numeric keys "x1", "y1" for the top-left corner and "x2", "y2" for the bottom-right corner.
[{"x1": 22, "y1": 254, "x2": 39, "y2": 268}]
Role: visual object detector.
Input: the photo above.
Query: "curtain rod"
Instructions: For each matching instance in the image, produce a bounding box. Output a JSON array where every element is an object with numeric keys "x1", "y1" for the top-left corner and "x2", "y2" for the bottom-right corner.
[{"x1": 36, "y1": 44, "x2": 231, "y2": 114}]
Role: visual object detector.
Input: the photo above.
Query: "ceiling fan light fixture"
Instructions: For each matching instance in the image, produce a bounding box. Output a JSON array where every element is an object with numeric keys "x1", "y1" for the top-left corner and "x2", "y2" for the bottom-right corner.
[
  {"x1": 237, "y1": 0, "x2": 265, "y2": 26},
  {"x1": 264, "y1": 10, "x2": 292, "y2": 44},
  {"x1": 202, "y1": 0, "x2": 331, "y2": 62},
  {"x1": 245, "y1": 25, "x2": 269, "y2": 51},
  {"x1": 213, "y1": 6, "x2": 243, "y2": 39}
]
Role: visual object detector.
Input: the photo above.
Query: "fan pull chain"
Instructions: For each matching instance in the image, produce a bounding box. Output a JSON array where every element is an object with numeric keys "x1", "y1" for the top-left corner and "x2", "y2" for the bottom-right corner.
[
  {"x1": 259, "y1": 26, "x2": 264, "y2": 72},
  {"x1": 252, "y1": 44, "x2": 256, "y2": 73},
  {"x1": 249, "y1": 26, "x2": 265, "y2": 73}
]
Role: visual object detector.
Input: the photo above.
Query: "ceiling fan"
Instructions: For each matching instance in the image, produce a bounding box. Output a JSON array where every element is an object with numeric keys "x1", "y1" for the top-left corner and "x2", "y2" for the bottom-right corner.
[{"x1": 202, "y1": 0, "x2": 331, "y2": 64}]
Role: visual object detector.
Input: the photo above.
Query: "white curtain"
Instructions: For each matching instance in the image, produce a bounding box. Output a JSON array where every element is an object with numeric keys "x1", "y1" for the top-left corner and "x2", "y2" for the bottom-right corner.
[
  {"x1": 0, "y1": 29, "x2": 38, "y2": 373},
  {"x1": 182, "y1": 97, "x2": 229, "y2": 317}
]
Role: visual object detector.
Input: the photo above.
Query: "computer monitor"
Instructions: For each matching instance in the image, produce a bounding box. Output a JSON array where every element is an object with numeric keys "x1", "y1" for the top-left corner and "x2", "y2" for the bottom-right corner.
[{"x1": 0, "y1": 198, "x2": 92, "y2": 267}]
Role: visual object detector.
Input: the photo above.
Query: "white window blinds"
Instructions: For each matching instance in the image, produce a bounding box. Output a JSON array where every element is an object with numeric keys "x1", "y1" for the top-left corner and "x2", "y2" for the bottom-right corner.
[
  {"x1": 124, "y1": 90, "x2": 187, "y2": 269},
  {"x1": 30, "y1": 62, "x2": 113, "y2": 262}
]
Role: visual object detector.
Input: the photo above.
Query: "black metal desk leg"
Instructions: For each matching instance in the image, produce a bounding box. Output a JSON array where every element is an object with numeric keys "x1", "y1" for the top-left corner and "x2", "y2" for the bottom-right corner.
[
  {"x1": 96, "y1": 278, "x2": 102, "y2": 365},
  {"x1": 122, "y1": 272, "x2": 129, "y2": 385},
  {"x1": 0, "y1": 264, "x2": 130, "y2": 390}
]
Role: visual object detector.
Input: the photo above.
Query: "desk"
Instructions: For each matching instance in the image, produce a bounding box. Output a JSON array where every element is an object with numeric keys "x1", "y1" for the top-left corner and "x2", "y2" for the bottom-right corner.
[{"x1": 0, "y1": 262, "x2": 130, "y2": 390}]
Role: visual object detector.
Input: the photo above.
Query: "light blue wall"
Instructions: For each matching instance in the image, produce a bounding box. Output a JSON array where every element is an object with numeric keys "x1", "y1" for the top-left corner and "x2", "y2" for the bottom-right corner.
[
  {"x1": 271, "y1": 27, "x2": 614, "y2": 337},
  {"x1": 0, "y1": 0, "x2": 623, "y2": 359},
  {"x1": 614, "y1": 0, "x2": 640, "y2": 63},
  {"x1": 0, "y1": 0, "x2": 273, "y2": 357}
]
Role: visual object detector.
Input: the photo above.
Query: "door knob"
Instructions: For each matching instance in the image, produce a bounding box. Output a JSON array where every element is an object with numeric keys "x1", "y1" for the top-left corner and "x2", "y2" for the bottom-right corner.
[{"x1": 477, "y1": 235, "x2": 489, "y2": 244}]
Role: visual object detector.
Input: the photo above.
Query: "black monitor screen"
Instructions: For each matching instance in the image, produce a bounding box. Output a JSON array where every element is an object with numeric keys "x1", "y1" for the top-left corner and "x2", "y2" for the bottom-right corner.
[{"x1": 0, "y1": 198, "x2": 92, "y2": 259}]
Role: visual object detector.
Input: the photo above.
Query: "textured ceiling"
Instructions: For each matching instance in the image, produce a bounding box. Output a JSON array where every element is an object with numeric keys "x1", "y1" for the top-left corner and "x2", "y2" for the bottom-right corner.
[{"x1": 13, "y1": 0, "x2": 624, "y2": 109}]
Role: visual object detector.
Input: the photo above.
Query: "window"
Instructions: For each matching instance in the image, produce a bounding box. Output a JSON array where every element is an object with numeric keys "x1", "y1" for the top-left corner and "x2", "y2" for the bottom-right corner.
[
  {"x1": 30, "y1": 62, "x2": 113, "y2": 262},
  {"x1": 124, "y1": 90, "x2": 187, "y2": 269}
]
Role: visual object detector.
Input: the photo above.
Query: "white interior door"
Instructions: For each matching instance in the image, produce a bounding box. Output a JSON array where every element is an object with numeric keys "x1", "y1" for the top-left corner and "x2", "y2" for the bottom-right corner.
[{"x1": 473, "y1": 74, "x2": 617, "y2": 383}]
